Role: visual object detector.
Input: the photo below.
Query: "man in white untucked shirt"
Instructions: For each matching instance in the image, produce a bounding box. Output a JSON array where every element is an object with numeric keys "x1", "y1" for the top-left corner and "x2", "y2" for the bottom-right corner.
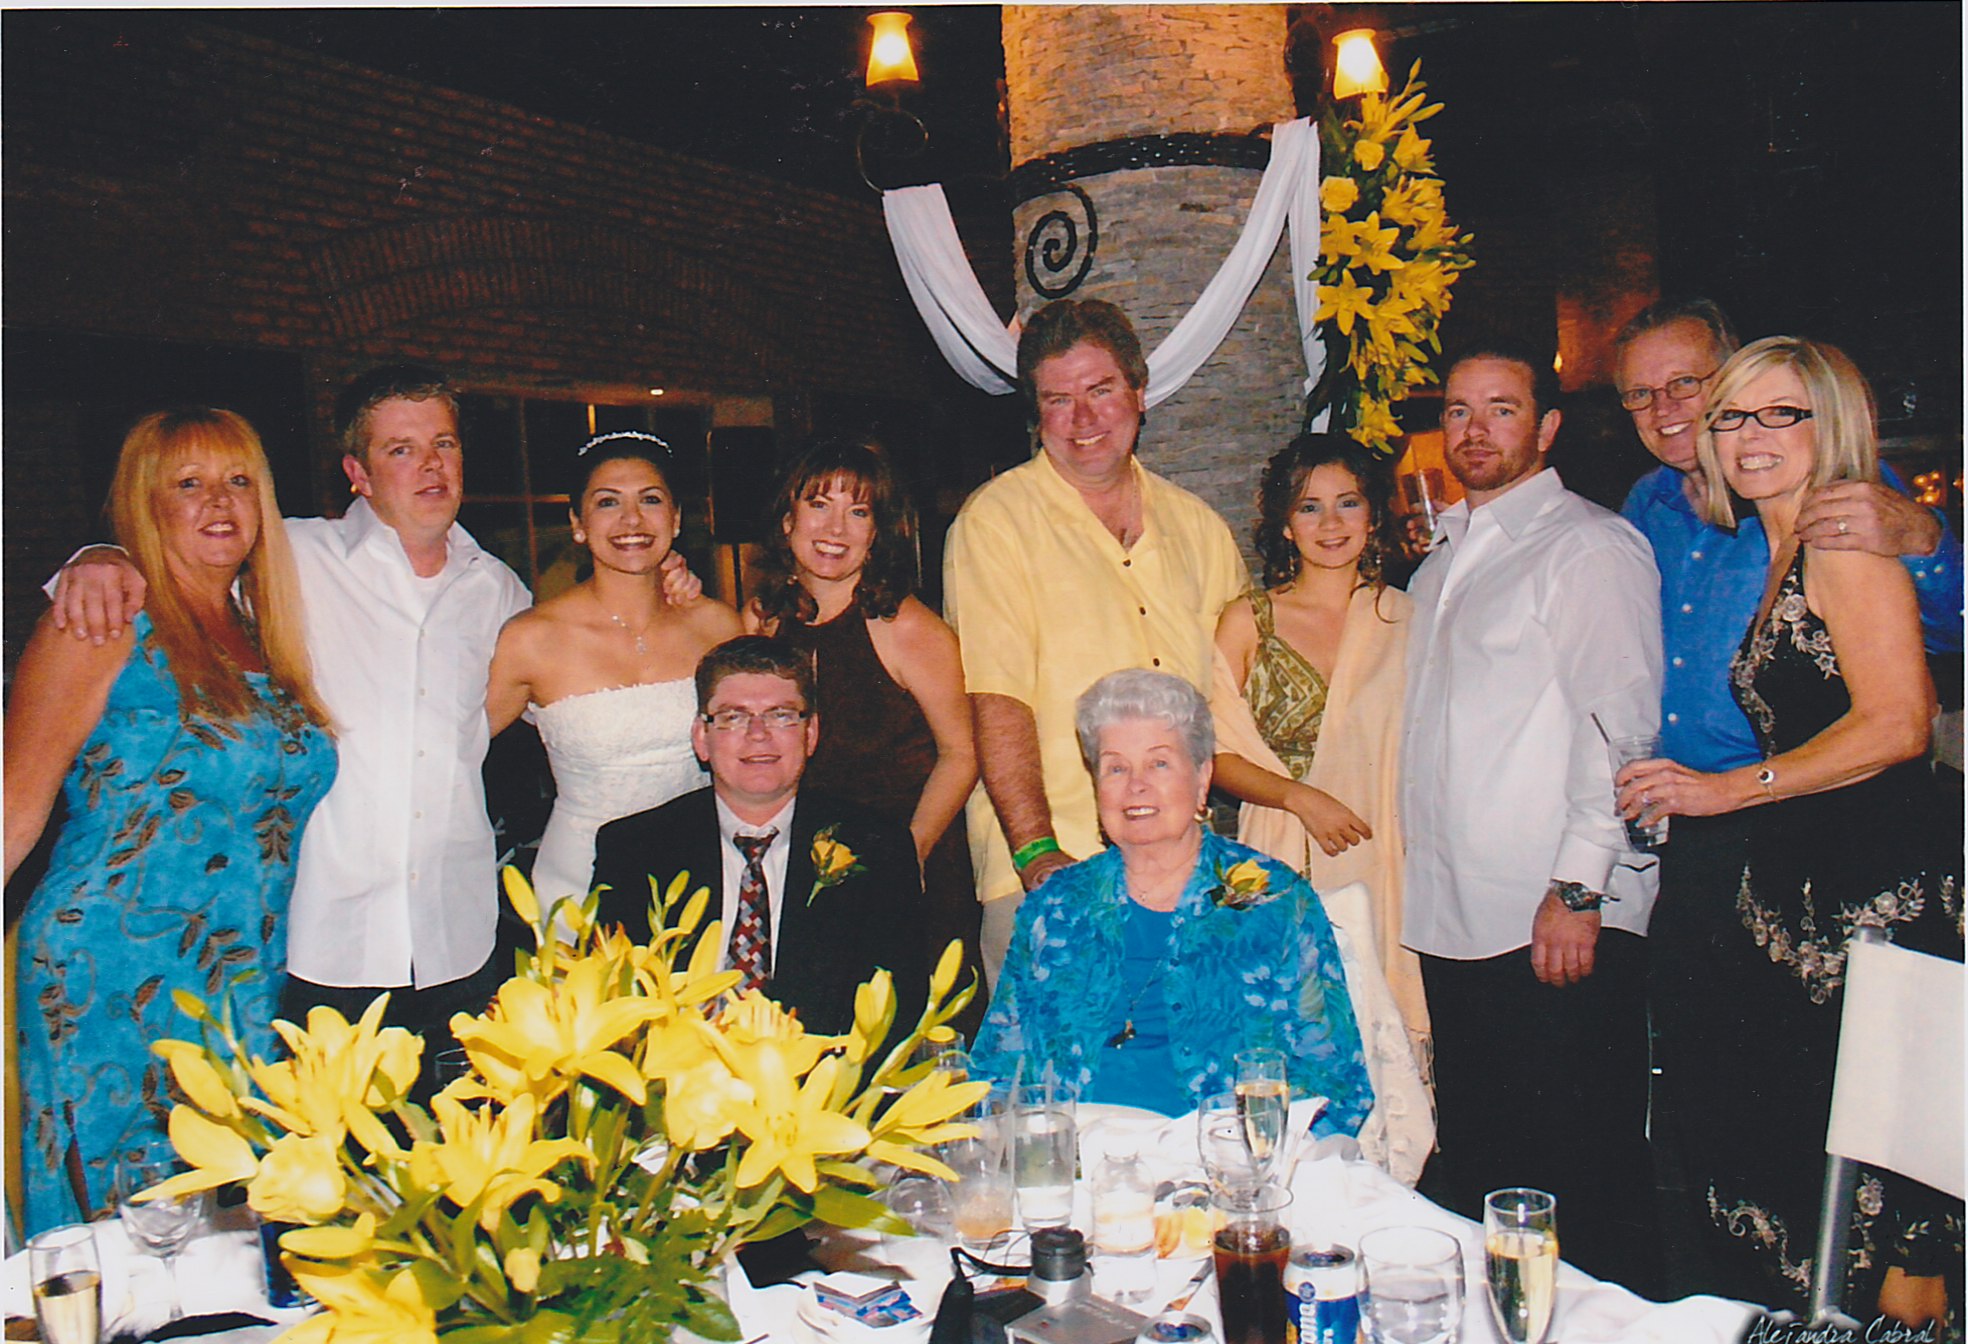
[
  {"x1": 1400, "y1": 344, "x2": 1664, "y2": 1294},
  {"x1": 53, "y1": 367, "x2": 530, "y2": 1087}
]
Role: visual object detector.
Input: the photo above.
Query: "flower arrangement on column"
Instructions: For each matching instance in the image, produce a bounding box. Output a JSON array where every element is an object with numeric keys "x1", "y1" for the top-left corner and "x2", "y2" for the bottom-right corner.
[
  {"x1": 143, "y1": 869, "x2": 982, "y2": 1342},
  {"x1": 1314, "y1": 62, "x2": 1475, "y2": 455}
]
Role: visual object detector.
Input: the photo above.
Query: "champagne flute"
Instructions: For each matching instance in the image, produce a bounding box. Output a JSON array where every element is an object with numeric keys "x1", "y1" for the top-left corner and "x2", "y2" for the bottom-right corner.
[
  {"x1": 1359, "y1": 1225, "x2": 1463, "y2": 1344},
  {"x1": 1232, "y1": 1047, "x2": 1290, "y2": 1184},
  {"x1": 1197, "y1": 1092, "x2": 1264, "y2": 1198},
  {"x1": 30, "y1": 1223, "x2": 101, "y2": 1344},
  {"x1": 115, "y1": 1155, "x2": 210, "y2": 1323},
  {"x1": 1483, "y1": 1188, "x2": 1558, "y2": 1344}
]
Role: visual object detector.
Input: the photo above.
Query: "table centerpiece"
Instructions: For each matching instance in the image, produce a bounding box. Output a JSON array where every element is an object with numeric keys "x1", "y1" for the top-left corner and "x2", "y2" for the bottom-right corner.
[{"x1": 142, "y1": 868, "x2": 983, "y2": 1343}]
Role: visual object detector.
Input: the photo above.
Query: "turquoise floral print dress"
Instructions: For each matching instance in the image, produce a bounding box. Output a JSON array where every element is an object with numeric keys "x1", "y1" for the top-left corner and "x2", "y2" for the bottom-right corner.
[
  {"x1": 16, "y1": 613, "x2": 336, "y2": 1235},
  {"x1": 973, "y1": 830, "x2": 1373, "y2": 1132}
]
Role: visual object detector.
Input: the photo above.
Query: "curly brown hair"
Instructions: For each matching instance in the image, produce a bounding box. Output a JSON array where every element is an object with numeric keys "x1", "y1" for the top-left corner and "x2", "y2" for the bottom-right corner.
[
  {"x1": 1253, "y1": 433, "x2": 1396, "y2": 591},
  {"x1": 753, "y1": 434, "x2": 920, "y2": 626}
]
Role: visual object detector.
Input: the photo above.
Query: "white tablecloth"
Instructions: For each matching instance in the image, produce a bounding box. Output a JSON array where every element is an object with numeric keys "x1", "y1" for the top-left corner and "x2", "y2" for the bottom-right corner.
[
  {"x1": 738, "y1": 1109, "x2": 1758, "y2": 1344},
  {"x1": 3, "y1": 1203, "x2": 308, "y2": 1341}
]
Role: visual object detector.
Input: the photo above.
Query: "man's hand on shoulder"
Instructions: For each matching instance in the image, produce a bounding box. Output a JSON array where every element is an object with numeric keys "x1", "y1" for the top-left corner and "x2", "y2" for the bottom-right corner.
[
  {"x1": 1797, "y1": 480, "x2": 1941, "y2": 559},
  {"x1": 659, "y1": 549, "x2": 705, "y2": 606},
  {"x1": 1530, "y1": 885, "x2": 1600, "y2": 987},
  {"x1": 51, "y1": 546, "x2": 146, "y2": 645}
]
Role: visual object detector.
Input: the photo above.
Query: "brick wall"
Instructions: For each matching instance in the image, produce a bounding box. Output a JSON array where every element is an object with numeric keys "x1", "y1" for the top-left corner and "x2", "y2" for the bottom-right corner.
[{"x1": 4, "y1": 14, "x2": 948, "y2": 454}]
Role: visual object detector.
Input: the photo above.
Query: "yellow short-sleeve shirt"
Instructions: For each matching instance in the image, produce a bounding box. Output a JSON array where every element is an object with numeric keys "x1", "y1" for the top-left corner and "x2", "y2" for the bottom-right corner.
[{"x1": 943, "y1": 450, "x2": 1249, "y2": 904}]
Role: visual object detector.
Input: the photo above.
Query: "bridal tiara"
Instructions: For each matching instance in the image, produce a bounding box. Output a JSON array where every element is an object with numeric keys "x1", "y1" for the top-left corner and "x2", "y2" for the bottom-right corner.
[{"x1": 577, "y1": 430, "x2": 673, "y2": 457}]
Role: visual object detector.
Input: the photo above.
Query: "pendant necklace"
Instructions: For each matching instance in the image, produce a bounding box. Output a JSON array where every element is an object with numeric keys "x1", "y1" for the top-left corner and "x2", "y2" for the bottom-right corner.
[
  {"x1": 600, "y1": 601, "x2": 656, "y2": 657},
  {"x1": 1107, "y1": 874, "x2": 1178, "y2": 1048}
]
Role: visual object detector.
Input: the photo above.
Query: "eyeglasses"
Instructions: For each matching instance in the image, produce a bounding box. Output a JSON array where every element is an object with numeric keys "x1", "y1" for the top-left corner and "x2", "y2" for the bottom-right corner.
[
  {"x1": 1618, "y1": 371, "x2": 1716, "y2": 412},
  {"x1": 700, "y1": 707, "x2": 810, "y2": 733},
  {"x1": 1710, "y1": 405, "x2": 1815, "y2": 433}
]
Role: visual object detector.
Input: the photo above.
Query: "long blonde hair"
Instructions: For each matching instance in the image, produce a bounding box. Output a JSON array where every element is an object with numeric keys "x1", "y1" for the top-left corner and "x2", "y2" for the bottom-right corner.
[{"x1": 106, "y1": 409, "x2": 331, "y2": 728}]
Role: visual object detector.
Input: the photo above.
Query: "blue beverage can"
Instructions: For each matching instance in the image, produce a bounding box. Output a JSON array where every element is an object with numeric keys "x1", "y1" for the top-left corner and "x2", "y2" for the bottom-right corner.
[{"x1": 1283, "y1": 1245, "x2": 1359, "y2": 1344}]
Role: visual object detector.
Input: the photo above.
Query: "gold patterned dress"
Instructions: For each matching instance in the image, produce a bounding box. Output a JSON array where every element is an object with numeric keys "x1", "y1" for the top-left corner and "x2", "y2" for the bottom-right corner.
[
  {"x1": 1689, "y1": 549, "x2": 1962, "y2": 1310},
  {"x1": 1243, "y1": 588, "x2": 1329, "y2": 784}
]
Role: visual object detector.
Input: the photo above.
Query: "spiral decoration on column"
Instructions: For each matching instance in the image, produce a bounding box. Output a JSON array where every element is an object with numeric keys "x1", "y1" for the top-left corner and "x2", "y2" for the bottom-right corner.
[{"x1": 1023, "y1": 184, "x2": 1098, "y2": 299}]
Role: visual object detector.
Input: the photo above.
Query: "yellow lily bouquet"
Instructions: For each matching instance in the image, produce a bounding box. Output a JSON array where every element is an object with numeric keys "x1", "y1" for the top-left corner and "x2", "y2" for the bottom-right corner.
[
  {"x1": 144, "y1": 869, "x2": 983, "y2": 1343},
  {"x1": 1314, "y1": 60, "x2": 1476, "y2": 455}
]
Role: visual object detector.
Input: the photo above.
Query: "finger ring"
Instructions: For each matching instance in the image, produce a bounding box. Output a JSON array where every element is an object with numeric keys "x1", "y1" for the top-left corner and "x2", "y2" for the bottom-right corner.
[{"x1": 1837, "y1": 517, "x2": 1848, "y2": 535}]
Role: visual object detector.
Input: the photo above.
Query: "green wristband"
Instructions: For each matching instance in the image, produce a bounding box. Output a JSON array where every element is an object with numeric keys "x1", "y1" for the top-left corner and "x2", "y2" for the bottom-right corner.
[{"x1": 1011, "y1": 836, "x2": 1062, "y2": 872}]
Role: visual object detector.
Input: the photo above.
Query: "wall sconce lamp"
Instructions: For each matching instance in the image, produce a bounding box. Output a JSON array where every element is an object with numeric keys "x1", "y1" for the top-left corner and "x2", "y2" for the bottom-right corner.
[
  {"x1": 866, "y1": 12, "x2": 920, "y2": 88},
  {"x1": 1331, "y1": 28, "x2": 1388, "y2": 100},
  {"x1": 856, "y1": 11, "x2": 927, "y2": 191}
]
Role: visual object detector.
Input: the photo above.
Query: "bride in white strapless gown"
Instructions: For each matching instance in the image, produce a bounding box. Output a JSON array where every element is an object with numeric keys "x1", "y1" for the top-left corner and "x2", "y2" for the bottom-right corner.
[
  {"x1": 528, "y1": 680, "x2": 708, "y2": 906},
  {"x1": 487, "y1": 435, "x2": 744, "y2": 912}
]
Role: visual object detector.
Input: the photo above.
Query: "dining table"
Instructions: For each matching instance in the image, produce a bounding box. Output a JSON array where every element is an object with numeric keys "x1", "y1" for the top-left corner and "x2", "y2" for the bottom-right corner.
[{"x1": 1, "y1": 1101, "x2": 1763, "y2": 1343}]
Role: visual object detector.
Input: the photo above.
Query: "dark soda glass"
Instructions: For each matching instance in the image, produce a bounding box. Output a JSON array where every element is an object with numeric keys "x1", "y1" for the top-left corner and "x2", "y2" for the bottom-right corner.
[{"x1": 1214, "y1": 1221, "x2": 1291, "y2": 1344}]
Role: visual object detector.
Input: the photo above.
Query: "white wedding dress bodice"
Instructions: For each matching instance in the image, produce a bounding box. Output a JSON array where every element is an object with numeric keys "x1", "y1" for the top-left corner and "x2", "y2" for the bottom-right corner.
[{"x1": 529, "y1": 680, "x2": 707, "y2": 907}]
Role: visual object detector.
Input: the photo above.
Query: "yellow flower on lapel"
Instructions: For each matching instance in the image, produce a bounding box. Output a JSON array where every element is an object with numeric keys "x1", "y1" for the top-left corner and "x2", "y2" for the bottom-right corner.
[
  {"x1": 807, "y1": 823, "x2": 867, "y2": 905},
  {"x1": 1209, "y1": 858, "x2": 1274, "y2": 910}
]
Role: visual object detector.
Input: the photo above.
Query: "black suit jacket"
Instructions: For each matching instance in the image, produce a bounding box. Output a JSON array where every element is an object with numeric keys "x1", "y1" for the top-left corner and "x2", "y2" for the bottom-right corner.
[{"x1": 590, "y1": 787, "x2": 926, "y2": 1036}]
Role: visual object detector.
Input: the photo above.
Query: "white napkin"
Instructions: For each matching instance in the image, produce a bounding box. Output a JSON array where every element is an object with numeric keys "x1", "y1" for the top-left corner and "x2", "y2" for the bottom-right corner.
[{"x1": 1076, "y1": 1096, "x2": 1329, "y2": 1186}]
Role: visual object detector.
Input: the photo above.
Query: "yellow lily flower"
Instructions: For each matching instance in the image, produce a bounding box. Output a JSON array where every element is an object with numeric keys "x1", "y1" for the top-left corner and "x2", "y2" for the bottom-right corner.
[
  {"x1": 663, "y1": 1057, "x2": 754, "y2": 1151},
  {"x1": 147, "y1": 1106, "x2": 259, "y2": 1201},
  {"x1": 718, "y1": 991, "x2": 830, "y2": 1076},
  {"x1": 280, "y1": 1261, "x2": 439, "y2": 1344},
  {"x1": 279, "y1": 1212, "x2": 377, "y2": 1262},
  {"x1": 1392, "y1": 125, "x2": 1433, "y2": 173},
  {"x1": 152, "y1": 1040, "x2": 241, "y2": 1119},
  {"x1": 415, "y1": 1092, "x2": 592, "y2": 1231},
  {"x1": 452, "y1": 954, "x2": 662, "y2": 1106},
  {"x1": 248, "y1": 1132, "x2": 348, "y2": 1225},
  {"x1": 1353, "y1": 139, "x2": 1385, "y2": 172},
  {"x1": 1317, "y1": 271, "x2": 1377, "y2": 338},
  {"x1": 728, "y1": 1051, "x2": 871, "y2": 1193},
  {"x1": 502, "y1": 865, "x2": 541, "y2": 928}
]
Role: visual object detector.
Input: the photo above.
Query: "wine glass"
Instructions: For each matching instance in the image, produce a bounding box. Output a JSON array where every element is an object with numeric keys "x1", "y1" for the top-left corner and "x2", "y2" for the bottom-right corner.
[
  {"x1": 115, "y1": 1155, "x2": 210, "y2": 1323},
  {"x1": 1359, "y1": 1225, "x2": 1463, "y2": 1344},
  {"x1": 1232, "y1": 1047, "x2": 1289, "y2": 1184},
  {"x1": 1197, "y1": 1092, "x2": 1265, "y2": 1198},
  {"x1": 1483, "y1": 1188, "x2": 1558, "y2": 1344},
  {"x1": 30, "y1": 1224, "x2": 101, "y2": 1344}
]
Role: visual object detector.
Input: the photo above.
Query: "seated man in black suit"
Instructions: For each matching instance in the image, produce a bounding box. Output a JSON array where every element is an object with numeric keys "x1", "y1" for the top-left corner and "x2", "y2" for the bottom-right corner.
[{"x1": 591, "y1": 635, "x2": 925, "y2": 1035}]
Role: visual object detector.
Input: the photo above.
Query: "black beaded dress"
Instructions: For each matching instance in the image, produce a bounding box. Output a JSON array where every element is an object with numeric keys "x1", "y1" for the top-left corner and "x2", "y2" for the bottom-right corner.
[{"x1": 1686, "y1": 547, "x2": 1963, "y2": 1312}]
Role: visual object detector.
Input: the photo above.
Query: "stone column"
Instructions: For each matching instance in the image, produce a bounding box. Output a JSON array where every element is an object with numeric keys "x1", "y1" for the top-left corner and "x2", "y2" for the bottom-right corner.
[{"x1": 1002, "y1": 5, "x2": 1298, "y2": 553}]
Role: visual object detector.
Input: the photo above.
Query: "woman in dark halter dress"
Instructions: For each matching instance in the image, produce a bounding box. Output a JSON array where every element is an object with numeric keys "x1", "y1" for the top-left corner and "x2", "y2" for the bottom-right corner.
[
  {"x1": 1618, "y1": 338, "x2": 1962, "y2": 1328},
  {"x1": 747, "y1": 435, "x2": 984, "y2": 1032}
]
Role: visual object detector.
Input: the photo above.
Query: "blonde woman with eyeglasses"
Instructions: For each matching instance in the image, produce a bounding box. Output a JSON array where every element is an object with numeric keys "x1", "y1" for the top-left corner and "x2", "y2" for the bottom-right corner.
[{"x1": 1615, "y1": 337, "x2": 1961, "y2": 1326}]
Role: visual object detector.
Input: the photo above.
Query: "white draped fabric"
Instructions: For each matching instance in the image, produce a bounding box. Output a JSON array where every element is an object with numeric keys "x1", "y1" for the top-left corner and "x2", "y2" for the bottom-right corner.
[{"x1": 883, "y1": 116, "x2": 1326, "y2": 407}]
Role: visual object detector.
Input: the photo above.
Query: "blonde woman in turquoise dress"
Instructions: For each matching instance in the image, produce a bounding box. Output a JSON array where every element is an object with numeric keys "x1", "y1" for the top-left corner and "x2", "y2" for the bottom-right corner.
[{"x1": 6, "y1": 409, "x2": 336, "y2": 1235}]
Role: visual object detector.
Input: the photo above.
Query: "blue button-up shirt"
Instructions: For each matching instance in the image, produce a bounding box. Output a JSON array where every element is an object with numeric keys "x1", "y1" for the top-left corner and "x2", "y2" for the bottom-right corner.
[{"x1": 1621, "y1": 464, "x2": 1962, "y2": 773}]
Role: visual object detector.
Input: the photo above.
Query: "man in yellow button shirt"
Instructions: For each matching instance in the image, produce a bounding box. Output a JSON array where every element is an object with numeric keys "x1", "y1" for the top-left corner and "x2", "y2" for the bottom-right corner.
[{"x1": 944, "y1": 300, "x2": 1247, "y2": 984}]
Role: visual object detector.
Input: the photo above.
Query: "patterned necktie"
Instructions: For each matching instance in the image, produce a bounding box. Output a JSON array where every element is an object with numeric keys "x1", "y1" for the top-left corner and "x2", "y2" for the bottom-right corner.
[{"x1": 727, "y1": 829, "x2": 778, "y2": 992}]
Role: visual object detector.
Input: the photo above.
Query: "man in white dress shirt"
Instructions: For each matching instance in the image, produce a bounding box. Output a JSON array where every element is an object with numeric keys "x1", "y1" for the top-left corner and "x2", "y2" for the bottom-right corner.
[
  {"x1": 52, "y1": 367, "x2": 530, "y2": 1085},
  {"x1": 1400, "y1": 343, "x2": 1664, "y2": 1293}
]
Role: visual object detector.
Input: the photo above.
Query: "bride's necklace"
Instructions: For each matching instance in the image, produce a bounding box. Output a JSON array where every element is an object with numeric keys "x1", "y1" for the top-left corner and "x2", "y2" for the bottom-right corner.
[{"x1": 597, "y1": 596, "x2": 658, "y2": 657}]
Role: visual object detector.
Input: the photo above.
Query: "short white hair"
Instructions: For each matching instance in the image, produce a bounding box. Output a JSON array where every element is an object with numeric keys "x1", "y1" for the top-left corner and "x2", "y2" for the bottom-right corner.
[{"x1": 1075, "y1": 668, "x2": 1214, "y2": 770}]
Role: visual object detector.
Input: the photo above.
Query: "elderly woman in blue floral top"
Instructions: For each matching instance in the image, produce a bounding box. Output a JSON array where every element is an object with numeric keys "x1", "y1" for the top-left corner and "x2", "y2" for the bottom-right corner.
[{"x1": 972, "y1": 669, "x2": 1372, "y2": 1132}]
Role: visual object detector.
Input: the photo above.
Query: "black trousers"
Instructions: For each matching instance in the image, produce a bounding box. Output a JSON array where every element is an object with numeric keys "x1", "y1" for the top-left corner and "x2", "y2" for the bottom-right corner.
[
  {"x1": 1421, "y1": 930, "x2": 1662, "y2": 1298},
  {"x1": 279, "y1": 949, "x2": 507, "y2": 1102}
]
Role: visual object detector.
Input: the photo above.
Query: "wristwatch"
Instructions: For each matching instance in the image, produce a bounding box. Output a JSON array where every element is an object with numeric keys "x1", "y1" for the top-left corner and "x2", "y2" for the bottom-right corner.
[{"x1": 1550, "y1": 880, "x2": 1607, "y2": 913}]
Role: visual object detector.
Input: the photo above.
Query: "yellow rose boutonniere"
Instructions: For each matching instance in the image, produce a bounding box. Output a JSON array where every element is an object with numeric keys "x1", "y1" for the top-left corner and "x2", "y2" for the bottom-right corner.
[
  {"x1": 809, "y1": 824, "x2": 867, "y2": 905},
  {"x1": 1208, "y1": 858, "x2": 1274, "y2": 910}
]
